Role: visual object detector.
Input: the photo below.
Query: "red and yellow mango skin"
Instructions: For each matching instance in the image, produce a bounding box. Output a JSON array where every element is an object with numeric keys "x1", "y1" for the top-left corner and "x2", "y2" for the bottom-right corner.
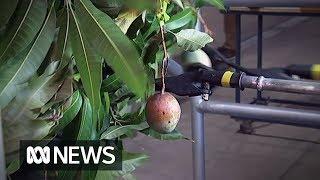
[{"x1": 146, "y1": 92, "x2": 181, "y2": 133}]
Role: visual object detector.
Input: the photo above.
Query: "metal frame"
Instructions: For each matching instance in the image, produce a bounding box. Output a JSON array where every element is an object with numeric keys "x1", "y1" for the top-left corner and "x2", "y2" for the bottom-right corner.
[
  {"x1": 167, "y1": 57, "x2": 320, "y2": 180},
  {"x1": 190, "y1": 97, "x2": 205, "y2": 180},
  {"x1": 184, "y1": 5, "x2": 320, "y2": 179},
  {"x1": 197, "y1": 101, "x2": 320, "y2": 129},
  {"x1": 231, "y1": 8, "x2": 320, "y2": 104},
  {"x1": 189, "y1": 74, "x2": 320, "y2": 180}
]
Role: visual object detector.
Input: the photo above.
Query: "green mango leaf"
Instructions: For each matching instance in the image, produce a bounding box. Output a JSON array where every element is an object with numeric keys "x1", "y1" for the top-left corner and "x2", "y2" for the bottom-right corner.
[
  {"x1": 115, "y1": 9, "x2": 141, "y2": 33},
  {"x1": 52, "y1": 77, "x2": 74, "y2": 104},
  {"x1": 91, "y1": 0, "x2": 123, "y2": 18},
  {"x1": 141, "y1": 128, "x2": 188, "y2": 140},
  {"x1": 101, "y1": 74, "x2": 122, "y2": 92},
  {"x1": 77, "y1": 96, "x2": 93, "y2": 140},
  {"x1": 206, "y1": 0, "x2": 225, "y2": 10},
  {"x1": 172, "y1": 0, "x2": 184, "y2": 8},
  {"x1": 49, "y1": 90, "x2": 83, "y2": 135},
  {"x1": 195, "y1": 0, "x2": 225, "y2": 10},
  {"x1": 121, "y1": 151, "x2": 149, "y2": 174},
  {"x1": 104, "y1": 92, "x2": 110, "y2": 115},
  {"x1": 70, "y1": 6, "x2": 104, "y2": 139},
  {"x1": 0, "y1": 0, "x2": 19, "y2": 29},
  {"x1": 142, "y1": 18, "x2": 160, "y2": 41},
  {"x1": 0, "y1": 2, "x2": 56, "y2": 109},
  {"x1": 39, "y1": 76, "x2": 73, "y2": 114},
  {"x1": 70, "y1": 7, "x2": 103, "y2": 112},
  {"x1": 3, "y1": 61, "x2": 66, "y2": 163},
  {"x1": 165, "y1": 8, "x2": 196, "y2": 31},
  {"x1": 6, "y1": 159, "x2": 20, "y2": 175},
  {"x1": 75, "y1": 0, "x2": 148, "y2": 98},
  {"x1": 95, "y1": 151, "x2": 148, "y2": 180},
  {"x1": 56, "y1": 8, "x2": 72, "y2": 69},
  {"x1": 4, "y1": 60, "x2": 60, "y2": 111},
  {"x1": 100, "y1": 122, "x2": 149, "y2": 140},
  {"x1": 174, "y1": 29, "x2": 213, "y2": 51},
  {"x1": 0, "y1": 0, "x2": 47, "y2": 64},
  {"x1": 82, "y1": 170, "x2": 98, "y2": 180},
  {"x1": 58, "y1": 170, "x2": 77, "y2": 180}
]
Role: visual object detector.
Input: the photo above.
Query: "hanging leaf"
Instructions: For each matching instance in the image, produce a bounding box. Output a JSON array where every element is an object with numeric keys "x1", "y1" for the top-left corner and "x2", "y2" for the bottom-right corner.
[
  {"x1": 53, "y1": 77, "x2": 74, "y2": 103},
  {"x1": 195, "y1": 0, "x2": 225, "y2": 10},
  {"x1": 104, "y1": 92, "x2": 110, "y2": 115},
  {"x1": 39, "y1": 76, "x2": 73, "y2": 114},
  {"x1": 70, "y1": 7, "x2": 103, "y2": 113},
  {"x1": 115, "y1": 9, "x2": 141, "y2": 34},
  {"x1": 49, "y1": 90, "x2": 83, "y2": 135},
  {"x1": 101, "y1": 74, "x2": 122, "y2": 92},
  {"x1": 77, "y1": 96, "x2": 93, "y2": 140},
  {"x1": 207, "y1": 0, "x2": 225, "y2": 10},
  {"x1": 100, "y1": 122, "x2": 149, "y2": 140},
  {"x1": 204, "y1": 0, "x2": 225, "y2": 10},
  {"x1": 0, "y1": 2, "x2": 56, "y2": 109},
  {"x1": 141, "y1": 128, "x2": 189, "y2": 140},
  {"x1": 0, "y1": 0, "x2": 47, "y2": 64},
  {"x1": 165, "y1": 8, "x2": 196, "y2": 31},
  {"x1": 75, "y1": 0, "x2": 149, "y2": 98},
  {"x1": 56, "y1": 8, "x2": 72, "y2": 69},
  {"x1": 172, "y1": 0, "x2": 184, "y2": 9},
  {"x1": 70, "y1": 6, "x2": 104, "y2": 139},
  {"x1": 95, "y1": 151, "x2": 149, "y2": 180},
  {"x1": 58, "y1": 170, "x2": 77, "y2": 180},
  {"x1": 3, "y1": 61, "x2": 66, "y2": 163},
  {"x1": 82, "y1": 170, "x2": 98, "y2": 180},
  {"x1": 91, "y1": 0, "x2": 123, "y2": 18},
  {"x1": 175, "y1": 29, "x2": 213, "y2": 51},
  {"x1": 0, "y1": 0, "x2": 19, "y2": 29},
  {"x1": 121, "y1": 151, "x2": 149, "y2": 175},
  {"x1": 142, "y1": 17, "x2": 160, "y2": 41},
  {"x1": 6, "y1": 159, "x2": 20, "y2": 175}
]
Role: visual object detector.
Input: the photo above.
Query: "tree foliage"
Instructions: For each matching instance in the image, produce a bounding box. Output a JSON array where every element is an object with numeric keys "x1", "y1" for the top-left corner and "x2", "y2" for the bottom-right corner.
[{"x1": 0, "y1": 0, "x2": 223, "y2": 179}]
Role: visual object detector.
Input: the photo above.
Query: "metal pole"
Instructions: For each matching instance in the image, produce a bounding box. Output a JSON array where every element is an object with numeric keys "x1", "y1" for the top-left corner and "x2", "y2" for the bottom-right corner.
[
  {"x1": 191, "y1": 97, "x2": 205, "y2": 180},
  {"x1": 241, "y1": 75, "x2": 320, "y2": 95},
  {"x1": 235, "y1": 13, "x2": 241, "y2": 103},
  {"x1": 189, "y1": 12, "x2": 206, "y2": 180},
  {"x1": 197, "y1": 101, "x2": 320, "y2": 129},
  {"x1": 257, "y1": 15, "x2": 263, "y2": 100}
]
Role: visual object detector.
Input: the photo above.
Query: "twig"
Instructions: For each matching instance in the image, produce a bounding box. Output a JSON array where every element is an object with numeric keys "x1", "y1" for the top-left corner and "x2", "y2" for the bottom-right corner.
[{"x1": 160, "y1": 25, "x2": 169, "y2": 94}]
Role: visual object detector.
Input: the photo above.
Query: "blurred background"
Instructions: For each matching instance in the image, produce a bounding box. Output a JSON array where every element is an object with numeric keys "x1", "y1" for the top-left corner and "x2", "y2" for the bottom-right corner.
[{"x1": 125, "y1": 7, "x2": 320, "y2": 180}]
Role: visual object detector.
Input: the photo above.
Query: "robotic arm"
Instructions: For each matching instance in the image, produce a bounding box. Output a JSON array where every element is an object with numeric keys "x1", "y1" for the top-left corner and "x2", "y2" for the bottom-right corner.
[{"x1": 155, "y1": 65, "x2": 320, "y2": 96}]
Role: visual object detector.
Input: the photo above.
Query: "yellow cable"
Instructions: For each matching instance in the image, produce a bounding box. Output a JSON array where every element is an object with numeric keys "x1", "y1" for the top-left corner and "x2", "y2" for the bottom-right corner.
[
  {"x1": 311, "y1": 64, "x2": 320, "y2": 80},
  {"x1": 221, "y1": 71, "x2": 234, "y2": 87}
]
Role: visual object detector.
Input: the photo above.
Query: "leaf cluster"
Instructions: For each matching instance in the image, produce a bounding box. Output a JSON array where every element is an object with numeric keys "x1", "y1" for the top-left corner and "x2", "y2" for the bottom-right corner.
[{"x1": 0, "y1": 0, "x2": 223, "y2": 179}]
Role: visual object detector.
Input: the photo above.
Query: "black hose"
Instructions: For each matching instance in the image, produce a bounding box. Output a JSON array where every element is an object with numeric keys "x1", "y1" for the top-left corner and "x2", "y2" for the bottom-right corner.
[{"x1": 202, "y1": 45, "x2": 260, "y2": 76}]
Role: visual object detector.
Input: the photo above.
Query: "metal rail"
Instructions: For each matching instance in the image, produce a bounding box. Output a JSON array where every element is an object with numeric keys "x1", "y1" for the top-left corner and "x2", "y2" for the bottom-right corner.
[
  {"x1": 241, "y1": 75, "x2": 320, "y2": 95},
  {"x1": 198, "y1": 101, "x2": 320, "y2": 129}
]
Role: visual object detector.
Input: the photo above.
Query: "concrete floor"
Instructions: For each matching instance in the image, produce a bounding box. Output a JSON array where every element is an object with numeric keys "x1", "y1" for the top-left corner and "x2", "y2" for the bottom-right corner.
[{"x1": 125, "y1": 9, "x2": 320, "y2": 180}]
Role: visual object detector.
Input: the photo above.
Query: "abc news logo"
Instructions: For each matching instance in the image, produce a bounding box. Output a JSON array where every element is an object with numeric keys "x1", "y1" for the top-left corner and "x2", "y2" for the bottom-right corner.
[{"x1": 20, "y1": 140, "x2": 122, "y2": 170}]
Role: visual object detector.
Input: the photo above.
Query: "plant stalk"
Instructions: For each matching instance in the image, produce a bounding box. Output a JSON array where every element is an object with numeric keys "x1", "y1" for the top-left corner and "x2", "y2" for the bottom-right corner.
[{"x1": 160, "y1": 25, "x2": 168, "y2": 94}]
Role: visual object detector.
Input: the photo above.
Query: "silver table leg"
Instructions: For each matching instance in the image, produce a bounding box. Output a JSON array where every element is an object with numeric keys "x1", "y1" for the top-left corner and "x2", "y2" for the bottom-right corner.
[{"x1": 191, "y1": 96, "x2": 205, "y2": 180}]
